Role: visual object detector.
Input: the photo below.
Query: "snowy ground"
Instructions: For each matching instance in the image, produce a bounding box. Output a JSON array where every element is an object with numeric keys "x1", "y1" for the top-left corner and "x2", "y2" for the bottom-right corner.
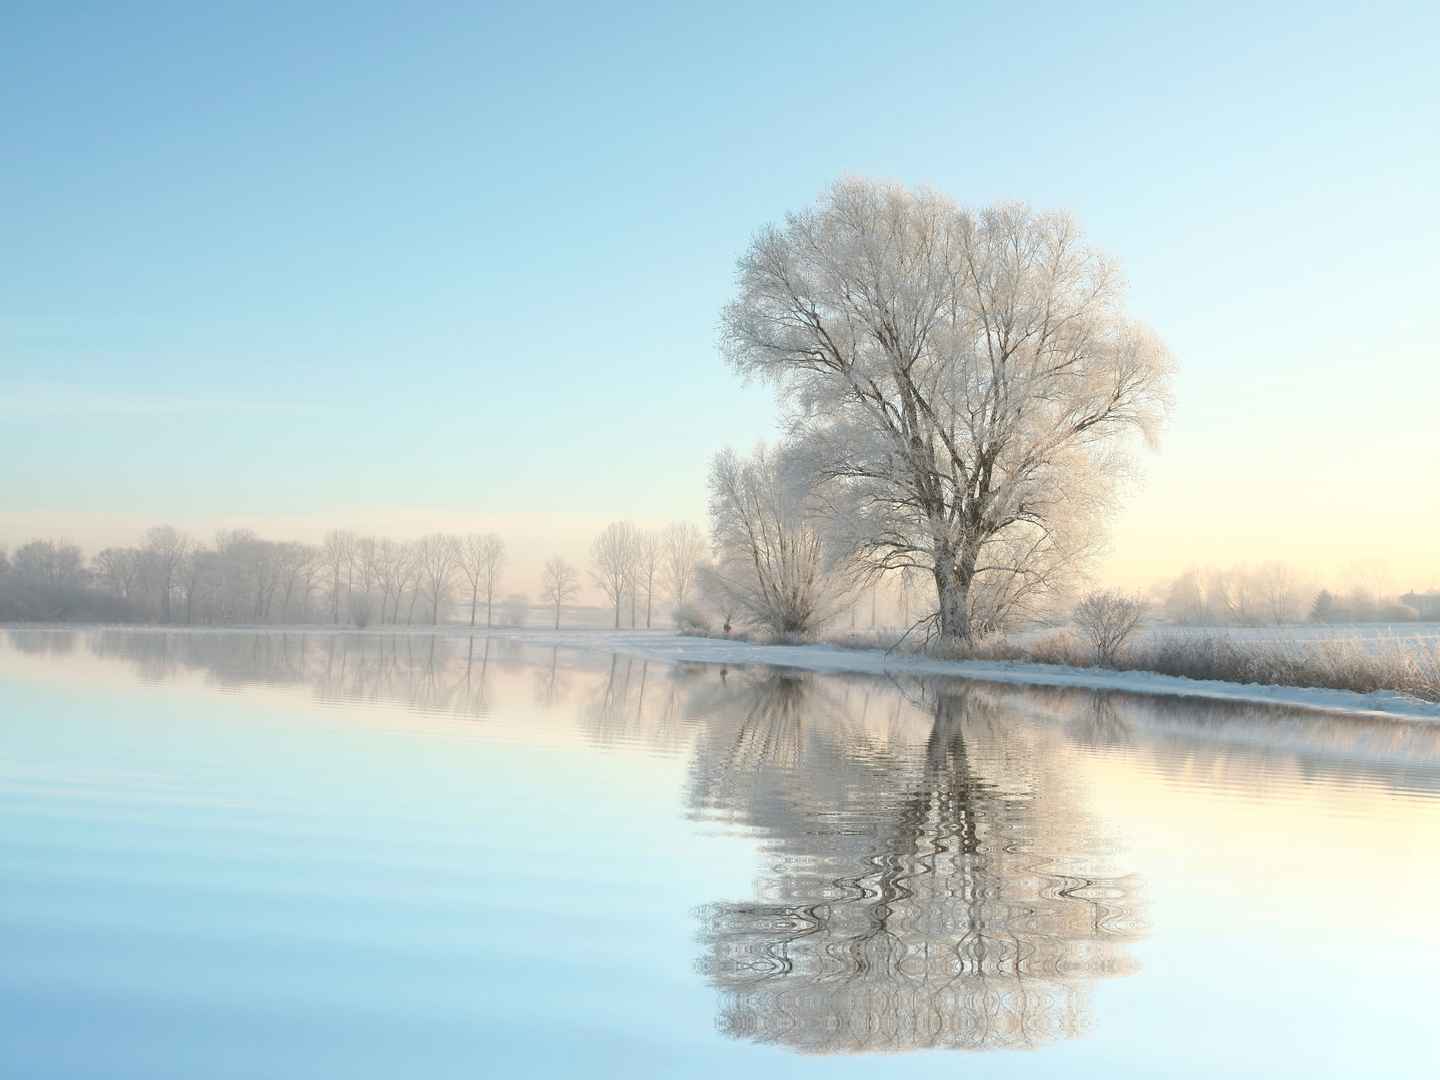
[{"x1": 465, "y1": 626, "x2": 1440, "y2": 722}]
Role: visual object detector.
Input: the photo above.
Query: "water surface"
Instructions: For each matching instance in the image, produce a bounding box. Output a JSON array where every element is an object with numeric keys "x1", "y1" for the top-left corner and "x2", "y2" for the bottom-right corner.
[{"x1": 3, "y1": 629, "x2": 1438, "y2": 1077}]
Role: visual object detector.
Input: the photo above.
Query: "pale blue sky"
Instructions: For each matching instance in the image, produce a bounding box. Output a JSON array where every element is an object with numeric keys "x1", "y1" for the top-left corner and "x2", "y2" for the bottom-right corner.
[{"x1": 4, "y1": 2, "x2": 1437, "y2": 585}]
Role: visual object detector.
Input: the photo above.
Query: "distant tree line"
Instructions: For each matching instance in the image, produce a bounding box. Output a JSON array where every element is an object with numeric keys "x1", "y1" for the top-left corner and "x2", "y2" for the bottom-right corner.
[
  {"x1": 0, "y1": 522, "x2": 723, "y2": 631},
  {"x1": 589, "y1": 521, "x2": 707, "y2": 629},
  {"x1": 0, "y1": 527, "x2": 545, "y2": 627},
  {"x1": 1157, "y1": 563, "x2": 1432, "y2": 625}
]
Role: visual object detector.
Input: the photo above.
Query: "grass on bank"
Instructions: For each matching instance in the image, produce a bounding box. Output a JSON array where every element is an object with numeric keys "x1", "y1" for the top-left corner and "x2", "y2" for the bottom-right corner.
[{"x1": 681, "y1": 625, "x2": 1440, "y2": 703}]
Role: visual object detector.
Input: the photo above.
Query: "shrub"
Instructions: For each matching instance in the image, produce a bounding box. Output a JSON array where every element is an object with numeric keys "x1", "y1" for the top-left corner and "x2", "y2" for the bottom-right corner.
[
  {"x1": 672, "y1": 602, "x2": 712, "y2": 634},
  {"x1": 1072, "y1": 592, "x2": 1146, "y2": 665}
]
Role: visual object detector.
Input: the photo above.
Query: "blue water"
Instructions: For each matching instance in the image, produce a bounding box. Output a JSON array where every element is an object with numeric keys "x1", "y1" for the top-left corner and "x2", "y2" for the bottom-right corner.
[{"x1": 3, "y1": 629, "x2": 1438, "y2": 1077}]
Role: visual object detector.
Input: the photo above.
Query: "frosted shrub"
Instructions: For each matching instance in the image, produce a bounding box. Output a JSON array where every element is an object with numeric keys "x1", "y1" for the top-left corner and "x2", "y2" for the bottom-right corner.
[
  {"x1": 1072, "y1": 592, "x2": 1146, "y2": 666},
  {"x1": 673, "y1": 602, "x2": 711, "y2": 634}
]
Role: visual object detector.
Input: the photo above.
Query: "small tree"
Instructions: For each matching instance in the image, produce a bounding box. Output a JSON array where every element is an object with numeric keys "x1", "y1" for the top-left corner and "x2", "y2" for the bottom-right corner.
[
  {"x1": 662, "y1": 522, "x2": 707, "y2": 609},
  {"x1": 477, "y1": 534, "x2": 505, "y2": 627},
  {"x1": 707, "y1": 443, "x2": 847, "y2": 635},
  {"x1": 637, "y1": 530, "x2": 661, "y2": 628},
  {"x1": 1073, "y1": 591, "x2": 1146, "y2": 666},
  {"x1": 457, "y1": 533, "x2": 505, "y2": 627},
  {"x1": 591, "y1": 522, "x2": 638, "y2": 629},
  {"x1": 540, "y1": 557, "x2": 580, "y2": 629},
  {"x1": 415, "y1": 533, "x2": 459, "y2": 625}
]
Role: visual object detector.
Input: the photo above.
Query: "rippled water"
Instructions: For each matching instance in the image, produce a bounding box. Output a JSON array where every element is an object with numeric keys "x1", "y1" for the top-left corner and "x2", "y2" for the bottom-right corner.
[{"x1": 3, "y1": 629, "x2": 1439, "y2": 1077}]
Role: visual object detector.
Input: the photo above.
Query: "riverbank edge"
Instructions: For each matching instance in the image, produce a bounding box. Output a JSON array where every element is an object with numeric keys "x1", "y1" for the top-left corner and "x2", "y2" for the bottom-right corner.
[{"x1": 8, "y1": 622, "x2": 1439, "y2": 723}]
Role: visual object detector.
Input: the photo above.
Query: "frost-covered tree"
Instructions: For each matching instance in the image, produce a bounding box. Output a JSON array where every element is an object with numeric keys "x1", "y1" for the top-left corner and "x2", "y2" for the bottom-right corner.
[
  {"x1": 399, "y1": 539, "x2": 424, "y2": 624},
  {"x1": 12, "y1": 540, "x2": 84, "y2": 592},
  {"x1": 1072, "y1": 590, "x2": 1146, "y2": 666},
  {"x1": 415, "y1": 533, "x2": 459, "y2": 625},
  {"x1": 144, "y1": 526, "x2": 192, "y2": 621},
  {"x1": 273, "y1": 541, "x2": 315, "y2": 623},
  {"x1": 637, "y1": 530, "x2": 661, "y2": 629},
  {"x1": 591, "y1": 522, "x2": 639, "y2": 629},
  {"x1": 477, "y1": 534, "x2": 505, "y2": 627},
  {"x1": 93, "y1": 547, "x2": 140, "y2": 603},
  {"x1": 662, "y1": 522, "x2": 706, "y2": 610},
  {"x1": 373, "y1": 539, "x2": 409, "y2": 623},
  {"x1": 456, "y1": 533, "x2": 506, "y2": 627},
  {"x1": 707, "y1": 443, "x2": 848, "y2": 635},
  {"x1": 540, "y1": 556, "x2": 579, "y2": 629},
  {"x1": 320, "y1": 530, "x2": 353, "y2": 624},
  {"x1": 722, "y1": 178, "x2": 1172, "y2": 644}
]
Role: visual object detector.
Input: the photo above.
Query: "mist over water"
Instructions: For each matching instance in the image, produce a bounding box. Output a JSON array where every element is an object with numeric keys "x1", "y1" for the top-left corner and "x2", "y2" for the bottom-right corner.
[{"x1": 3, "y1": 629, "x2": 1439, "y2": 1077}]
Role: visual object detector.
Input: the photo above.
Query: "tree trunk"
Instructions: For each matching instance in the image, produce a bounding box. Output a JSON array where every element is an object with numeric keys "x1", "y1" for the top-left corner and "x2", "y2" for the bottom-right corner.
[
  {"x1": 934, "y1": 543, "x2": 975, "y2": 644},
  {"x1": 554, "y1": 601, "x2": 560, "y2": 630},
  {"x1": 469, "y1": 587, "x2": 477, "y2": 627}
]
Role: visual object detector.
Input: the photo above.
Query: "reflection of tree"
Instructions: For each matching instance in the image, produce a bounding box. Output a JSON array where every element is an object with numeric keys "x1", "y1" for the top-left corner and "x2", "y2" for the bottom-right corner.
[
  {"x1": 5, "y1": 629, "x2": 77, "y2": 655},
  {"x1": 692, "y1": 674, "x2": 1143, "y2": 1054},
  {"x1": 580, "y1": 656, "x2": 700, "y2": 753}
]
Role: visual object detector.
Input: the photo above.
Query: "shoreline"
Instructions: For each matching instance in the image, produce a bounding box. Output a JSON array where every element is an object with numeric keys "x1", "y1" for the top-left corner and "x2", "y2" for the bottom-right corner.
[{"x1": 7, "y1": 622, "x2": 1440, "y2": 723}]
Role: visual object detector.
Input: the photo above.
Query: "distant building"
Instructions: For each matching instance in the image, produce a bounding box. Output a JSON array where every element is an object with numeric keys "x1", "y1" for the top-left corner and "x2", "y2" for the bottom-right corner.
[{"x1": 1400, "y1": 591, "x2": 1440, "y2": 620}]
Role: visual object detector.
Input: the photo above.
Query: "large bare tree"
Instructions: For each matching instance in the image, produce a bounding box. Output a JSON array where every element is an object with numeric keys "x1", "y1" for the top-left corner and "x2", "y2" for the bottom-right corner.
[{"x1": 722, "y1": 179, "x2": 1172, "y2": 643}]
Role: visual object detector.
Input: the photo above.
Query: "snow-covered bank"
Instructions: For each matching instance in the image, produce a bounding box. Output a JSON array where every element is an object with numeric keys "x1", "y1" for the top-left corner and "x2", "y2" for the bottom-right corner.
[{"x1": 466, "y1": 627, "x2": 1440, "y2": 722}]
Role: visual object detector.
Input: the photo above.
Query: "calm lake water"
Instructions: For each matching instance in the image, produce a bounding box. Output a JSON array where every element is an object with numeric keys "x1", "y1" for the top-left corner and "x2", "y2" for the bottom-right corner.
[{"x1": 3, "y1": 629, "x2": 1439, "y2": 1078}]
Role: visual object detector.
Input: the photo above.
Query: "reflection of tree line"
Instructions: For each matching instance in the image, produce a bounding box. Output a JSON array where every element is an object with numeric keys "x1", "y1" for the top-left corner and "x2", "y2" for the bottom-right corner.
[
  {"x1": 25, "y1": 629, "x2": 711, "y2": 734},
  {"x1": 688, "y1": 673, "x2": 1143, "y2": 1054},
  {"x1": 968, "y1": 679, "x2": 1440, "y2": 797},
  {"x1": 74, "y1": 630, "x2": 552, "y2": 720}
]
